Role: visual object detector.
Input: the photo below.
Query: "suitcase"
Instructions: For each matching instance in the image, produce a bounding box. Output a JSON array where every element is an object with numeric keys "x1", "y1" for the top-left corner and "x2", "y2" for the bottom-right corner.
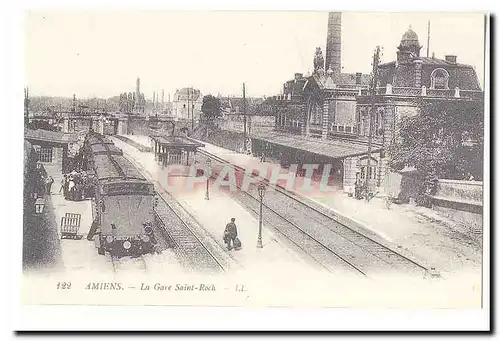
[
  {"x1": 233, "y1": 237, "x2": 242, "y2": 250},
  {"x1": 223, "y1": 232, "x2": 230, "y2": 244}
]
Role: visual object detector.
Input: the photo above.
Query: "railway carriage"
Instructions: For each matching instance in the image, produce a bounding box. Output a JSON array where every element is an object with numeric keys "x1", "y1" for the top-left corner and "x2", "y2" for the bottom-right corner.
[{"x1": 85, "y1": 133, "x2": 157, "y2": 257}]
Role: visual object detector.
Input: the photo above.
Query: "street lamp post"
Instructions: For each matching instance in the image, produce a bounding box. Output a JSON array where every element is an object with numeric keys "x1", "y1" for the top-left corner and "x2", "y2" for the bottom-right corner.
[
  {"x1": 205, "y1": 158, "x2": 211, "y2": 200},
  {"x1": 34, "y1": 198, "x2": 45, "y2": 215},
  {"x1": 257, "y1": 183, "x2": 266, "y2": 248}
]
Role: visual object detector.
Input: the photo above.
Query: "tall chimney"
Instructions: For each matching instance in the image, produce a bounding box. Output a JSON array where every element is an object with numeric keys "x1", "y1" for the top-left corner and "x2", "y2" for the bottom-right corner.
[
  {"x1": 136, "y1": 77, "x2": 140, "y2": 99},
  {"x1": 325, "y1": 12, "x2": 342, "y2": 80},
  {"x1": 73, "y1": 94, "x2": 76, "y2": 113},
  {"x1": 161, "y1": 89, "x2": 165, "y2": 107},
  {"x1": 355, "y1": 72, "x2": 362, "y2": 85}
]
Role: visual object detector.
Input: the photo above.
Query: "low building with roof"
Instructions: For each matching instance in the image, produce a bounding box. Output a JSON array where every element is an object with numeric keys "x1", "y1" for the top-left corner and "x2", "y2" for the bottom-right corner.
[
  {"x1": 149, "y1": 134, "x2": 205, "y2": 166},
  {"x1": 24, "y1": 128, "x2": 79, "y2": 174}
]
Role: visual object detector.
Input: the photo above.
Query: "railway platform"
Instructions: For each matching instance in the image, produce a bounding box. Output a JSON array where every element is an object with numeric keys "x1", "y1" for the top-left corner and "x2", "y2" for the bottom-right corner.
[
  {"x1": 109, "y1": 134, "x2": 484, "y2": 307},
  {"x1": 116, "y1": 135, "x2": 481, "y2": 276},
  {"x1": 112, "y1": 135, "x2": 343, "y2": 279},
  {"x1": 187, "y1": 139, "x2": 482, "y2": 278},
  {"x1": 47, "y1": 176, "x2": 111, "y2": 273}
]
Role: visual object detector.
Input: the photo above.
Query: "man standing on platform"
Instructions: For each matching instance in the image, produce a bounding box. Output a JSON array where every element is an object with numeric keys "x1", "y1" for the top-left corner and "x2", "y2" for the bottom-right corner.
[
  {"x1": 45, "y1": 176, "x2": 54, "y2": 195},
  {"x1": 224, "y1": 218, "x2": 238, "y2": 251}
]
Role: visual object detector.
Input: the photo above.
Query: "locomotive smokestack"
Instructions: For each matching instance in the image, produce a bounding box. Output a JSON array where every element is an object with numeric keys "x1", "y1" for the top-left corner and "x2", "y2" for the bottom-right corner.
[{"x1": 325, "y1": 12, "x2": 342, "y2": 81}]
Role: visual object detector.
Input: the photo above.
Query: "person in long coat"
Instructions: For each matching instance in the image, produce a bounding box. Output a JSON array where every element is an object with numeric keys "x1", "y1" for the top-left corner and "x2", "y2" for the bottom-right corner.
[{"x1": 224, "y1": 218, "x2": 238, "y2": 251}]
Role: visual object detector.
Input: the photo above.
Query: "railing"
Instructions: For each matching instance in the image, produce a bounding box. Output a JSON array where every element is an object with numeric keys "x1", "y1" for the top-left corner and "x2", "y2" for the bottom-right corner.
[
  {"x1": 426, "y1": 89, "x2": 455, "y2": 97},
  {"x1": 372, "y1": 86, "x2": 483, "y2": 100}
]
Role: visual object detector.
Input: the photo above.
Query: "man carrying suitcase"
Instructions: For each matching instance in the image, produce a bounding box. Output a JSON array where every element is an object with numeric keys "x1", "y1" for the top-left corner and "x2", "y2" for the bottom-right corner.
[{"x1": 224, "y1": 218, "x2": 239, "y2": 251}]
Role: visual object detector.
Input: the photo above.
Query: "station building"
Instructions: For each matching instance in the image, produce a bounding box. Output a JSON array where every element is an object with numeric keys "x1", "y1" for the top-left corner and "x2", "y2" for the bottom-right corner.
[{"x1": 251, "y1": 13, "x2": 483, "y2": 194}]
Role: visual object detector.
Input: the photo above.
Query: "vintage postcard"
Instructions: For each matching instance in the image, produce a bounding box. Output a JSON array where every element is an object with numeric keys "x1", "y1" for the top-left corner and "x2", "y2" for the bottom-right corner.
[{"x1": 17, "y1": 9, "x2": 489, "y2": 330}]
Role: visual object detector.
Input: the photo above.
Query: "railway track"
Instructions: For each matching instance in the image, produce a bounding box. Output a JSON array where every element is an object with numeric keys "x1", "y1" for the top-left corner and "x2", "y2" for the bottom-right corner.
[
  {"x1": 153, "y1": 192, "x2": 227, "y2": 273},
  {"x1": 112, "y1": 145, "x2": 229, "y2": 274},
  {"x1": 109, "y1": 254, "x2": 148, "y2": 273},
  {"x1": 197, "y1": 149, "x2": 429, "y2": 279}
]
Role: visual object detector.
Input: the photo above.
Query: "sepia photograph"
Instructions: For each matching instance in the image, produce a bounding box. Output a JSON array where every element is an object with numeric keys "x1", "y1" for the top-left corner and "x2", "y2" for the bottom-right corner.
[{"x1": 11, "y1": 5, "x2": 490, "y2": 331}]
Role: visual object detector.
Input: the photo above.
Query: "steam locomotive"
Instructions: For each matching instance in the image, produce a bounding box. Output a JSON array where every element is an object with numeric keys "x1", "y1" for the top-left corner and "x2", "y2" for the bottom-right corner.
[{"x1": 85, "y1": 133, "x2": 157, "y2": 257}]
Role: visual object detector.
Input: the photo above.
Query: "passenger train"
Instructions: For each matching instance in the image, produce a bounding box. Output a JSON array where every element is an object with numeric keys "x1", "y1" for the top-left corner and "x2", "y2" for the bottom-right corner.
[{"x1": 84, "y1": 133, "x2": 157, "y2": 257}]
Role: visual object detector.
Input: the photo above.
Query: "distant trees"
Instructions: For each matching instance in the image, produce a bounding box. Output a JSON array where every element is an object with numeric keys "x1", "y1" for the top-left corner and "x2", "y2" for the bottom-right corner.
[
  {"x1": 388, "y1": 99, "x2": 484, "y2": 181},
  {"x1": 201, "y1": 95, "x2": 222, "y2": 124}
]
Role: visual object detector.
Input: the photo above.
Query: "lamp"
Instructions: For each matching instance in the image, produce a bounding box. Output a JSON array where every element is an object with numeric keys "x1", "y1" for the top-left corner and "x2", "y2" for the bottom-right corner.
[
  {"x1": 257, "y1": 183, "x2": 266, "y2": 248},
  {"x1": 205, "y1": 158, "x2": 212, "y2": 200},
  {"x1": 257, "y1": 183, "x2": 266, "y2": 199},
  {"x1": 35, "y1": 198, "x2": 45, "y2": 214}
]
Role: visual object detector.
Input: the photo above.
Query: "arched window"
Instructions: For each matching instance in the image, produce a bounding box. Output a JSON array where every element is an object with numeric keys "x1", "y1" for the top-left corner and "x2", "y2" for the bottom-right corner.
[
  {"x1": 358, "y1": 156, "x2": 378, "y2": 181},
  {"x1": 430, "y1": 68, "x2": 450, "y2": 89}
]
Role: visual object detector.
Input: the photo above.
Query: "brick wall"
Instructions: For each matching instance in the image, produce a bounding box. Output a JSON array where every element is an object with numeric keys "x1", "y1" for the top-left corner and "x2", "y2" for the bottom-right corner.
[
  {"x1": 205, "y1": 129, "x2": 246, "y2": 153},
  {"x1": 431, "y1": 179, "x2": 482, "y2": 242}
]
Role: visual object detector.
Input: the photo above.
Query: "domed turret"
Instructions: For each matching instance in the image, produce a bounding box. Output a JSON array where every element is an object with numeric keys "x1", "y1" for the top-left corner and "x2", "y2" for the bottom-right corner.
[
  {"x1": 397, "y1": 26, "x2": 422, "y2": 63},
  {"x1": 402, "y1": 26, "x2": 419, "y2": 42}
]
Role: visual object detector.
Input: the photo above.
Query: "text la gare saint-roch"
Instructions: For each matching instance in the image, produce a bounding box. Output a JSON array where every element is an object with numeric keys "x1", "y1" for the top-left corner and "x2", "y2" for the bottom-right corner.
[{"x1": 140, "y1": 283, "x2": 216, "y2": 291}]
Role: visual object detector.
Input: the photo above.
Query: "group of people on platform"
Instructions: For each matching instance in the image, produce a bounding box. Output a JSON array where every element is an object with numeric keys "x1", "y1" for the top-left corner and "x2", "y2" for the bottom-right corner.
[{"x1": 59, "y1": 171, "x2": 96, "y2": 202}]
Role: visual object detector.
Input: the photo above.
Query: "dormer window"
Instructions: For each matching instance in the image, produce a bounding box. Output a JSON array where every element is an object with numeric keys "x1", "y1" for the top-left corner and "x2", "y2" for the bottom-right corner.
[{"x1": 430, "y1": 68, "x2": 450, "y2": 89}]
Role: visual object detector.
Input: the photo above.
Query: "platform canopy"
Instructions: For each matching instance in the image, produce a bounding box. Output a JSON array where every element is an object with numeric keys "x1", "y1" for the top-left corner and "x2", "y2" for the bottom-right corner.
[
  {"x1": 149, "y1": 134, "x2": 205, "y2": 150},
  {"x1": 24, "y1": 128, "x2": 78, "y2": 145},
  {"x1": 251, "y1": 130, "x2": 381, "y2": 160}
]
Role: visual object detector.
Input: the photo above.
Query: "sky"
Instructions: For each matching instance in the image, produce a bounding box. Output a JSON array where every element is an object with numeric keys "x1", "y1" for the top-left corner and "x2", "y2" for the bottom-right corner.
[{"x1": 25, "y1": 11, "x2": 486, "y2": 99}]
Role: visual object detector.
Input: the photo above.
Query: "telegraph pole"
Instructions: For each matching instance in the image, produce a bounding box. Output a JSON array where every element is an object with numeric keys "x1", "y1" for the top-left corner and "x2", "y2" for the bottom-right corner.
[
  {"x1": 243, "y1": 83, "x2": 247, "y2": 152},
  {"x1": 24, "y1": 87, "x2": 29, "y2": 127},
  {"x1": 186, "y1": 87, "x2": 190, "y2": 124},
  {"x1": 191, "y1": 86, "x2": 194, "y2": 130},
  {"x1": 366, "y1": 46, "x2": 381, "y2": 202}
]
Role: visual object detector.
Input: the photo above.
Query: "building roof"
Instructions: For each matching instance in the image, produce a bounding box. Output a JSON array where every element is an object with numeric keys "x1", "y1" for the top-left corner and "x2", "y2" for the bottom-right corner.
[
  {"x1": 250, "y1": 130, "x2": 382, "y2": 160},
  {"x1": 174, "y1": 88, "x2": 202, "y2": 102},
  {"x1": 401, "y1": 27, "x2": 419, "y2": 42},
  {"x1": 377, "y1": 57, "x2": 481, "y2": 90},
  {"x1": 283, "y1": 78, "x2": 308, "y2": 97},
  {"x1": 24, "y1": 128, "x2": 78, "y2": 144},
  {"x1": 219, "y1": 97, "x2": 264, "y2": 114},
  {"x1": 310, "y1": 72, "x2": 371, "y2": 91},
  {"x1": 149, "y1": 134, "x2": 205, "y2": 149}
]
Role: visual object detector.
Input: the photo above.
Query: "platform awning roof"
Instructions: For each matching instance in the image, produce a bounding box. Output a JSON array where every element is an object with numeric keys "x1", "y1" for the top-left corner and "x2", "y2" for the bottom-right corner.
[
  {"x1": 149, "y1": 134, "x2": 205, "y2": 149},
  {"x1": 250, "y1": 130, "x2": 382, "y2": 160},
  {"x1": 24, "y1": 128, "x2": 78, "y2": 145}
]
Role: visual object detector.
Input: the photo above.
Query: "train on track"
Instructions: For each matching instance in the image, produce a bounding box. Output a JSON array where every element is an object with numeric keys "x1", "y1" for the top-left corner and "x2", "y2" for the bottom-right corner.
[{"x1": 84, "y1": 133, "x2": 158, "y2": 258}]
